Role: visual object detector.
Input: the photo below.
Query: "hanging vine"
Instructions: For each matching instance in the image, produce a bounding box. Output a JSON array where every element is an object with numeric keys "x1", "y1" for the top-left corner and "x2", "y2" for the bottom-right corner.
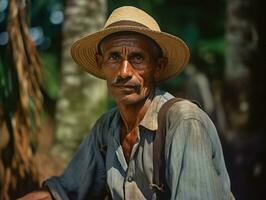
[{"x1": 0, "y1": 0, "x2": 43, "y2": 199}]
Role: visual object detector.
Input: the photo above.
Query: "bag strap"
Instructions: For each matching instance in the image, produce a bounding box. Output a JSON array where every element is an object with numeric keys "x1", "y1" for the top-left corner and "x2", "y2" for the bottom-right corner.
[
  {"x1": 152, "y1": 98, "x2": 201, "y2": 199},
  {"x1": 152, "y1": 97, "x2": 184, "y2": 199}
]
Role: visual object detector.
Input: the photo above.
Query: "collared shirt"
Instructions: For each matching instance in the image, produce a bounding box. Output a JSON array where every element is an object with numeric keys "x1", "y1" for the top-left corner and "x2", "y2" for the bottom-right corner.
[{"x1": 45, "y1": 89, "x2": 233, "y2": 200}]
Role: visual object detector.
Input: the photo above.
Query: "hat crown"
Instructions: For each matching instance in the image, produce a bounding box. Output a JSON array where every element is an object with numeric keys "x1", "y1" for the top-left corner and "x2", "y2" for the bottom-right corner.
[
  {"x1": 71, "y1": 6, "x2": 189, "y2": 82},
  {"x1": 104, "y1": 6, "x2": 161, "y2": 31}
]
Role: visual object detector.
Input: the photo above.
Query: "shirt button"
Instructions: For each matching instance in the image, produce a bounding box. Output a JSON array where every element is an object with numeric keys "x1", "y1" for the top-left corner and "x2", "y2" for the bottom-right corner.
[{"x1": 127, "y1": 176, "x2": 133, "y2": 182}]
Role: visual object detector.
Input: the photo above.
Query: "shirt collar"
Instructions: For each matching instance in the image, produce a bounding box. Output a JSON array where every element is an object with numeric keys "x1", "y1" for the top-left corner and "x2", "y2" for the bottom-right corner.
[{"x1": 139, "y1": 88, "x2": 174, "y2": 131}]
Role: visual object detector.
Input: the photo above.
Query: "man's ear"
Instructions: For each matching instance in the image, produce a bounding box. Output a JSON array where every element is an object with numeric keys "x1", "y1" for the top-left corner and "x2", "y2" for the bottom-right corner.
[
  {"x1": 95, "y1": 53, "x2": 103, "y2": 68},
  {"x1": 154, "y1": 57, "x2": 168, "y2": 80}
]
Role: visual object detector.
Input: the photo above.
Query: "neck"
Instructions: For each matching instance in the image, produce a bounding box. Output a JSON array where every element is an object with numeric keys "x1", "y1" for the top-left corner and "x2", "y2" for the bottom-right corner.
[{"x1": 117, "y1": 92, "x2": 154, "y2": 133}]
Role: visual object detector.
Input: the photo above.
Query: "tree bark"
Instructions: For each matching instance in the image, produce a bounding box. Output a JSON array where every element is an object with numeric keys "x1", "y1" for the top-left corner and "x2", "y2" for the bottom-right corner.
[
  {"x1": 53, "y1": 0, "x2": 107, "y2": 160},
  {"x1": 225, "y1": 0, "x2": 266, "y2": 198},
  {"x1": 225, "y1": 0, "x2": 266, "y2": 132}
]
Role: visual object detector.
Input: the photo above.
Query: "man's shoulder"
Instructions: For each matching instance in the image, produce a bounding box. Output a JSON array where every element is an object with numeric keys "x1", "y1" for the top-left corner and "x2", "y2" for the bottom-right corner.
[
  {"x1": 96, "y1": 107, "x2": 119, "y2": 127},
  {"x1": 167, "y1": 99, "x2": 211, "y2": 124},
  {"x1": 165, "y1": 99, "x2": 217, "y2": 148},
  {"x1": 154, "y1": 89, "x2": 210, "y2": 124},
  {"x1": 89, "y1": 107, "x2": 119, "y2": 143}
]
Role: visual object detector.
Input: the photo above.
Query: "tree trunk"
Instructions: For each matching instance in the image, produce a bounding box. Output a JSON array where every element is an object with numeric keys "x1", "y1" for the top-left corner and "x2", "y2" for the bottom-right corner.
[
  {"x1": 225, "y1": 0, "x2": 266, "y2": 198},
  {"x1": 53, "y1": 0, "x2": 107, "y2": 160},
  {"x1": 225, "y1": 0, "x2": 257, "y2": 132},
  {"x1": 248, "y1": 0, "x2": 266, "y2": 132},
  {"x1": 226, "y1": 0, "x2": 266, "y2": 132}
]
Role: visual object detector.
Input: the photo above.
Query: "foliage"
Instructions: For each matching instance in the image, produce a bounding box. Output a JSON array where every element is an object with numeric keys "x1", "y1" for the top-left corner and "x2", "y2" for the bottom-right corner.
[
  {"x1": 108, "y1": 0, "x2": 226, "y2": 95},
  {"x1": 0, "y1": 0, "x2": 44, "y2": 198},
  {"x1": 41, "y1": 52, "x2": 60, "y2": 99},
  {"x1": 1, "y1": 0, "x2": 227, "y2": 109}
]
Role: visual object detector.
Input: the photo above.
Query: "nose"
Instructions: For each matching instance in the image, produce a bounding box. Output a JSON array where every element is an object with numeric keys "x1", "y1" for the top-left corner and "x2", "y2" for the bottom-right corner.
[{"x1": 119, "y1": 60, "x2": 132, "y2": 78}]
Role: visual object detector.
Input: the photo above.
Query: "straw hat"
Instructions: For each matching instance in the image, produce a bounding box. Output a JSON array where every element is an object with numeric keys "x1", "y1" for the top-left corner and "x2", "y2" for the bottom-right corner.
[{"x1": 71, "y1": 6, "x2": 190, "y2": 82}]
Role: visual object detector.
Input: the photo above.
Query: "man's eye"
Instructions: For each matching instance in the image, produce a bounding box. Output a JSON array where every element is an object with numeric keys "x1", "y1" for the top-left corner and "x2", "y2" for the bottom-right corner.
[
  {"x1": 131, "y1": 54, "x2": 144, "y2": 64},
  {"x1": 109, "y1": 53, "x2": 120, "y2": 62}
]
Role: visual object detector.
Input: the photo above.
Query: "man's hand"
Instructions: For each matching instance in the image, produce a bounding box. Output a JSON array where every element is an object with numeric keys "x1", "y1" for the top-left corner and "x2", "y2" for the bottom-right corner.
[{"x1": 17, "y1": 191, "x2": 52, "y2": 200}]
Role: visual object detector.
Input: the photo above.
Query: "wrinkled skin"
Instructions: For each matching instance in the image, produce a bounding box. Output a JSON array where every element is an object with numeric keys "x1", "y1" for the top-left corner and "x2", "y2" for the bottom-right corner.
[
  {"x1": 97, "y1": 32, "x2": 167, "y2": 163},
  {"x1": 18, "y1": 32, "x2": 167, "y2": 199},
  {"x1": 97, "y1": 32, "x2": 164, "y2": 106}
]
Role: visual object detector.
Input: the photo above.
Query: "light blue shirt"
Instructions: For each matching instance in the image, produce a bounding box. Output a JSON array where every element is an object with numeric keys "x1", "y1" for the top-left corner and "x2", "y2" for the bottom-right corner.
[{"x1": 45, "y1": 89, "x2": 234, "y2": 200}]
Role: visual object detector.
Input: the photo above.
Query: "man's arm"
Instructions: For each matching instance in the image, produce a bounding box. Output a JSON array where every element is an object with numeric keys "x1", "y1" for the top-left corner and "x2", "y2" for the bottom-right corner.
[
  {"x1": 44, "y1": 123, "x2": 107, "y2": 200},
  {"x1": 17, "y1": 190, "x2": 52, "y2": 200},
  {"x1": 165, "y1": 103, "x2": 232, "y2": 200},
  {"x1": 18, "y1": 117, "x2": 108, "y2": 200},
  {"x1": 17, "y1": 133, "x2": 98, "y2": 200}
]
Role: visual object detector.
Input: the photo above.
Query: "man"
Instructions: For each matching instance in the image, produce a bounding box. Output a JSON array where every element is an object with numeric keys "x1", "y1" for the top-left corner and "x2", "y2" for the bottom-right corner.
[{"x1": 20, "y1": 6, "x2": 233, "y2": 200}]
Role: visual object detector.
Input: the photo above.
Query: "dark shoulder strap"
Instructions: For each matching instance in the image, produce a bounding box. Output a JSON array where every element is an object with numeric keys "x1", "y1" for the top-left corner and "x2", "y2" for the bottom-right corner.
[
  {"x1": 152, "y1": 98, "x2": 201, "y2": 199},
  {"x1": 152, "y1": 97, "x2": 184, "y2": 199}
]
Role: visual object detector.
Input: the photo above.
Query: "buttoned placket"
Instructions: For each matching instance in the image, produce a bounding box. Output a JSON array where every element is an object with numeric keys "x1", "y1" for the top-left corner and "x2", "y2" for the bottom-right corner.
[
  {"x1": 111, "y1": 90, "x2": 168, "y2": 199},
  {"x1": 125, "y1": 130, "x2": 140, "y2": 183},
  {"x1": 123, "y1": 127, "x2": 147, "y2": 200}
]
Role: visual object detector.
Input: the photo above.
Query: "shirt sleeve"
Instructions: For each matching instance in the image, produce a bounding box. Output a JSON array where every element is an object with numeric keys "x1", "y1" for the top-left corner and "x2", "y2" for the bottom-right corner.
[
  {"x1": 165, "y1": 105, "x2": 233, "y2": 200},
  {"x1": 43, "y1": 120, "x2": 107, "y2": 200}
]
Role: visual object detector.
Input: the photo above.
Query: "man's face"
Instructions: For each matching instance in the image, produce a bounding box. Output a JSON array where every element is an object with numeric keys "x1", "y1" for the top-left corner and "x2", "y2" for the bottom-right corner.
[{"x1": 97, "y1": 33, "x2": 164, "y2": 105}]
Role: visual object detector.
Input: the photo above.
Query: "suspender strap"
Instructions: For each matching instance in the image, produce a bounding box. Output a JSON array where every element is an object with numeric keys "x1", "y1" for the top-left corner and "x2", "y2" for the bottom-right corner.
[{"x1": 152, "y1": 98, "x2": 184, "y2": 199}]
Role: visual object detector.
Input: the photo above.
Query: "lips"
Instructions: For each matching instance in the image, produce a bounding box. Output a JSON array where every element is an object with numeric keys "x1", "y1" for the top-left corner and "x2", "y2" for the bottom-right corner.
[
  {"x1": 111, "y1": 84, "x2": 141, "y2": 93},
  {"x1": 111, "y1": 81, "x2": 138, "y2": 87},
  {"x1": 112, "y1": 85, "x2": 136, "y2": 90},
  {"x1": 113, "y1": 84, "x2": 136, "y2": 88}
]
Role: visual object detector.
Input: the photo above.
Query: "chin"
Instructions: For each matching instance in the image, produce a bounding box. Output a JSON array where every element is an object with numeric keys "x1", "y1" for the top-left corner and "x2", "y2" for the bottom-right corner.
[{"x1": 116, "y1": 93, "x2": 147, "y2": 106}]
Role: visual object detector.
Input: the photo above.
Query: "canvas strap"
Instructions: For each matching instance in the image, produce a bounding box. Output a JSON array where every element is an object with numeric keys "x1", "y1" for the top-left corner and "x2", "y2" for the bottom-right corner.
[
  {"x1": 151, "y1": 97, "x2": 183, "y2": 199},
  {"x1": 152, "y1": 98, "x2": 201, "y2": 199}
]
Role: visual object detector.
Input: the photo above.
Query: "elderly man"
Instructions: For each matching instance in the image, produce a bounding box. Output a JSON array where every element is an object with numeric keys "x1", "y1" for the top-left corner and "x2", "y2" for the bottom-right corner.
[{"x1": 20, "y1": 6, "x2": 233, "y2": 200}]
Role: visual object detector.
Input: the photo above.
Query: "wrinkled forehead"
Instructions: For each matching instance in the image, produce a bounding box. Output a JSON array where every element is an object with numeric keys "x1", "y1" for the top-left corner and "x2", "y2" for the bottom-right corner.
[{"x1": 97, "y1": 31, "x2": 162, "y2": 55}]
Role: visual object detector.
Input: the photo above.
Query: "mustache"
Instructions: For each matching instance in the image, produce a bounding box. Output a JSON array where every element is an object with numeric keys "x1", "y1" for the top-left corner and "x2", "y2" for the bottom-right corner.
[{"x1": 110, "y1": 76, "x2": 141, "y2": 92}]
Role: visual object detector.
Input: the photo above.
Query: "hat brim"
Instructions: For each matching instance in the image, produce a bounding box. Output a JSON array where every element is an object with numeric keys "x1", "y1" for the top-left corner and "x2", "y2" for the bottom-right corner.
[{"x1": 71, "y1": 26, "x2": 190, "y2": 82}]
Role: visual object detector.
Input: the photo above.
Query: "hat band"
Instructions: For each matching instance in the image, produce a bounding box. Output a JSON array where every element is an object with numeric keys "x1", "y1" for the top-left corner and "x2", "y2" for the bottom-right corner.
[{"x1": 105, "y1": 20, "x2": 149, "y2": 29}]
